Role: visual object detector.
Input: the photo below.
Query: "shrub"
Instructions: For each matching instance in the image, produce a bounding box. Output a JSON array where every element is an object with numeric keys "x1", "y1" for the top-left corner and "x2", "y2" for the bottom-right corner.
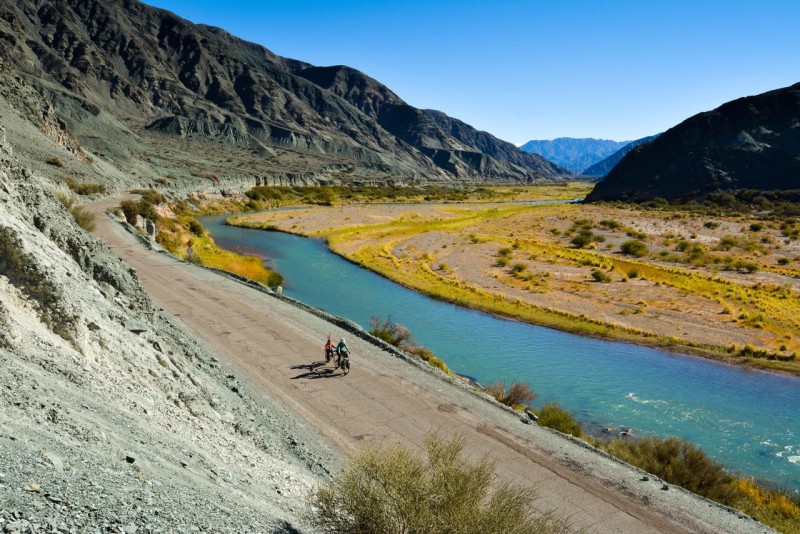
[
  {"x1": 536, "y1": 403, "x2": 583, "y2": 438},
  {"x1": 749, "y1": 222, "x2": 764, "y2": 232},
  {"x1": 497, "y1": 247, "x2": 512, "y2": 257},
  {"x1": 120, "y1": 200, "x2": 140, "y2": 225},
  {"x1": 717, "y1": 235, "x2": 738, "y2": 250},
  {"x1": 63, "y1": 176, "x2": 107, "y2": 196},
  {"x1": 309, "y1": 433, "x2": 569, "y2": 534},
  {"x1": 246, "y1": 186, "x2": 286, "y2": 202},
  {"x1": 620, "y1": 239, "x2": 648, "y2": 257},
  {"x1": 511, "y1": 263, "x2": 527, "y2": 274},
  {"x1": 369, "y1": 315, "x2": 413, "y2": 347},
  {"x1": 56, "y1": 192, "x2": 96, "y2": 232},
  {"x1": 599, "y1": 436, "x2": 736, "y2": 503},
  {"x1": 187, "y1": 218, "x2": 205, "y2": 236},
  {"x1": 405, "y1": 346, "x2": 450, "y2": 374},
  {"x1": 704, "y1": 221, "x2": 720, "y2": 229},
  {"x1": 570, "y1": 230, "x2": 593, "y2": 248},
  {"x1": 626, "y1": 228, "x2": 647, "y2": 239},
  {"x1": 266, "y1": 270, "x2": 284, "y2": 288},
  {"x1": 778, "y1": 257, "x2": 790, "y2": 265},
  {"x1": 599, "y1": 219, "x2": 621, "y2": 229},
  {"x1": 627, "y1": 268, "x2": 639, "y2": 279},
  {"x1": 733, "y1": 260, "x2": 759, "y2": 273},
  {"x1": 487, "y1": 381, "x2": 536, "y2": 408},
  {"x1": 47, "y1": 156, "x2": 64, "y2": 167},
  {"x1": 591, "y1": 269, "x2": 612, "y2": 283}
]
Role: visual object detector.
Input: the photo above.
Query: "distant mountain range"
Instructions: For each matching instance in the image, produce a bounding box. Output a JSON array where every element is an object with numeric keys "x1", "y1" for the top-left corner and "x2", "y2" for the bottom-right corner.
[
  {"x1": 588, "y1": 82, "x2": 800, "y2": 202},
  {"x1": 581, "y1": 135, "x2": 660, "y2": 178},
  {"x1": 519, "y1": 138, "x2": 630, "y2": 173},
  {"x1": 0, "y1": 0, "x2": 571, "y2": 188}
]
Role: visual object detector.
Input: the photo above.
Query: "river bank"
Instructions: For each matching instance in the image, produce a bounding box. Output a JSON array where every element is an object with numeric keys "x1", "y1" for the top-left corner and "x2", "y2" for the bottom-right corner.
[{"x1": 227, "y1": 200, "x2": 800, "y2": 377}]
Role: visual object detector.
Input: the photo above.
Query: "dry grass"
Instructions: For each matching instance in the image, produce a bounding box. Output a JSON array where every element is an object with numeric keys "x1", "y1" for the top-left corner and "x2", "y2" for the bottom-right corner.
[
  {"x1": 486, "y1": 381, "x2": 536, "y2": 408},
  {"x1": 56, "y1": 192, "x2": 96, "y2": 232}
]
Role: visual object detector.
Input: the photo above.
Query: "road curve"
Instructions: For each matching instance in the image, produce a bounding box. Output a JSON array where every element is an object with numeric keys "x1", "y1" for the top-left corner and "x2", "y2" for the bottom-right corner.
[{"x1": 89, "y1": 199, "x2": 766, "y2": 534}]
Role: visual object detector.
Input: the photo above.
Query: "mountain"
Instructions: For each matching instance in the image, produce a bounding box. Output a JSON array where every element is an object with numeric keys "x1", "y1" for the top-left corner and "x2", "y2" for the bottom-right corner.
[
  {"x1": 519, "y1": 138, "x2": 629, "y2": 173},
  {"x1": 588, "y1": 83, "x2": 800, "y2": 202},
  {"x1": 581, "y1": 135, "x2": 659, "y2": 178},
  {"x1": 0, "y1": 0, "x2": 571, "y2": 188}
]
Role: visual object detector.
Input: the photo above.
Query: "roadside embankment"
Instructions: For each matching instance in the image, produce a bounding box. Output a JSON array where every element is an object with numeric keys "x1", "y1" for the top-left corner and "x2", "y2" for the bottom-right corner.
[{"x1": 0, "y1": 126, "x2": 335, "y2": 532}]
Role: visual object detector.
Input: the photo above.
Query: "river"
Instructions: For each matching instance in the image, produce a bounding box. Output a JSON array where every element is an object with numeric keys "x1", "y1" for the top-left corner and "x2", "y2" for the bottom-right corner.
[{"x1": 201, "y1": 213, "x2": 800, "y2": 491}]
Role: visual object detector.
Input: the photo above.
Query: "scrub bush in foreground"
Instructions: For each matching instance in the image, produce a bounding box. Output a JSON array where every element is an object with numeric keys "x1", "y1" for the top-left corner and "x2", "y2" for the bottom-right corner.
[{"x1": 309, "y1": 433, "x2": 571, "y2": 534}]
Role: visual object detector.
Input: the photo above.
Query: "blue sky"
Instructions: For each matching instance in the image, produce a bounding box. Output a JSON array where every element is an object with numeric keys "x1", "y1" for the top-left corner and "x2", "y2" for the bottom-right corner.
[{"x1": 145, "y1": 0, "x2": 800, "y2": 144}]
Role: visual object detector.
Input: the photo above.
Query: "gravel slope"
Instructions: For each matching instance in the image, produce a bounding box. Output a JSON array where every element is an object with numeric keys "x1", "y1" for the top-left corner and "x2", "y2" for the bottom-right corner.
[{"x1": 0, "y1": 123, "x2": 334, "y2": 532}]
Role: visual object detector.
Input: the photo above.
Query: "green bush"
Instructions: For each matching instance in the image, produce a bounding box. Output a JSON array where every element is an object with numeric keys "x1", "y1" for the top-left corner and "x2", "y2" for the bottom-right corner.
[
  {"x1": 536, "y1": 403, "x2": 583, "y2": 438},
  {"x1": 599, "y1": 436, "x2": 736, "y2": 503},
  {"x1": 599, "y1": 219, "x2": 621, "y2": 229},
  {"x1": 570, "y1": 230, "x2": 594, "y2": 248},
  {"x1": 627, "y1": 268, "x2": 639, "y2": 279},
  {"x1": 625, "y1": 228, "x2": 647, "y2": 239},
  {"x1": 591, "y1": 269, "x2": 612, "y2": 283},
  {"x1": 749, "y1": 222, "x2": 764, "y2": 232},
  {"x1": 620, "y1": 239, "x2": 648, "y2": 257},
  {"x1": 511, "y1": 263, "x2": 527, "y2": 274},
  {"x1": 309, "y1": 433, "x2": 570, "y2": 534},
  {"x1": 56, "y1": 193, "x2": 96, "y2": 232},
  {"x1": 187, "y1": 218, "x2": 205, "y2": 236}
]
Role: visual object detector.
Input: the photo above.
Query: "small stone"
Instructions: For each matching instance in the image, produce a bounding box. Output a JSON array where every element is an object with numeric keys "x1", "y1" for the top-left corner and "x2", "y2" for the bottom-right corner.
[
  {"x1": 123, "y1": 524, "x2": 138, "y2": 534},
  {"x1": 661, "y1": 483, "x2": 669, "y2": 490},
  {"x1": 23, "y1": 482, "x2": 41, "y2": 492},
  {"x1": 125, "y1": 455, "x2": 136, "y2": 464},
  {"x1": 45, "y1": 494, "x2": 62, "y2": 504},
  {"x1": 640, "y1": 476, "x2": 649, "y2": 481},
  {"x1": 125, "y1": 321, "x2": 148, "y2": 334},
  {"x1": 44, "y1": 452, "x2": 64, "y2": 473}
]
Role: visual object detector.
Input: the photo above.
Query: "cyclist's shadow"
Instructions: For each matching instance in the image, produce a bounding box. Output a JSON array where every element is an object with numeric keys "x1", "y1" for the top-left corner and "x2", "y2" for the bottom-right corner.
[{"x1": 290, "y1": 360, "x2": 345, "y2": 379}]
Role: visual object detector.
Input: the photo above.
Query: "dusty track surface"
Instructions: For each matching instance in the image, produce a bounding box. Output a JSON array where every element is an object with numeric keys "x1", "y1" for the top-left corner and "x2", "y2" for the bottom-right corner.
[{"x1": 90, "y1": 200, "x2": 768, "y2": 534}]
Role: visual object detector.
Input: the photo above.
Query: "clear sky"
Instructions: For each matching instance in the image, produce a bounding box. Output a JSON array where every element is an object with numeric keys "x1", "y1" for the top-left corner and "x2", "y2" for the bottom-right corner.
[{"x1": 145, "y1": 0, "x2": 799, "y2": 144}]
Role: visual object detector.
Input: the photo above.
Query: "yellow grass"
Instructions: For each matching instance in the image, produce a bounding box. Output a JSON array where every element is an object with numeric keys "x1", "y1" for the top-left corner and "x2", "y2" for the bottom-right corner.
[
  {"x1": 733, "y1": 478, "x2": 800, "y2": 533},
  {"x1": 157, "y1": 214, "x2": 280, "y2": 287}
]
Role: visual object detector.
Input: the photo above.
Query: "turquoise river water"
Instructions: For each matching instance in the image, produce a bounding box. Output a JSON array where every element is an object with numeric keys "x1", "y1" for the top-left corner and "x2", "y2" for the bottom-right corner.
[{"x1": 201, "y1": 213, "x2": 800, "y2": 491}]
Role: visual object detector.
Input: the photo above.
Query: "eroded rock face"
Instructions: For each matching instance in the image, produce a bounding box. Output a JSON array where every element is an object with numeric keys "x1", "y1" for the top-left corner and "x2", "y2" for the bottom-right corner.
[
  {"x1": 588, "y1": 82, "x2": 800, "y2": 201},
  {"x1": 0, "y1": 0, "x2": 571, "y2": 185}
]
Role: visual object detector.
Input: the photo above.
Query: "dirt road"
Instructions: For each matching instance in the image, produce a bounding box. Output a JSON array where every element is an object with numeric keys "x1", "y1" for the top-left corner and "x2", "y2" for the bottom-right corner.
[{"x1": 90, "y1": 200, "x2": 766, "y2": 534}]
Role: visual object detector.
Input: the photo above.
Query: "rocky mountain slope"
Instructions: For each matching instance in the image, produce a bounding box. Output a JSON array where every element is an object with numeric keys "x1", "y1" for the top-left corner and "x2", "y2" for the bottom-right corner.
[
  {"x1": 588, "y1": 83, "x2": 800, "y2": 201},
  {"x1": 0, "y1": 120, "x2": 334, "y2": 530},
  {"x1": 581, "y1": 134, "x2": 659, "y2": 178},
  {"x1": 0, "y1": 0, "x2": 570, "y2": 188},
  {"x1": 519, "y1": 137, "x2": 629, "y2": 173}
]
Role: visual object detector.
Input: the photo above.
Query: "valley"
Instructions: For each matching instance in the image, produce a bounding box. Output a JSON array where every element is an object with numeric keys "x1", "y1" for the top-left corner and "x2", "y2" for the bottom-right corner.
[{"x1": 228, "y1": 194, "x2": 800, "y2": 374}]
